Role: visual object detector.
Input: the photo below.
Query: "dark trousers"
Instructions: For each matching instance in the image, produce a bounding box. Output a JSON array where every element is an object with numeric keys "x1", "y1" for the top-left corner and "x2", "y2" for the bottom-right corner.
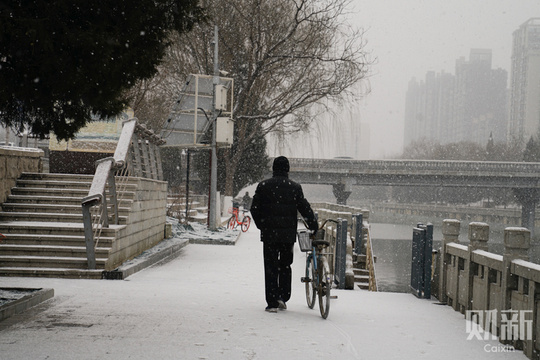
[{"x1": 263, "y1": 241, "x2": 294, "y2": 308}]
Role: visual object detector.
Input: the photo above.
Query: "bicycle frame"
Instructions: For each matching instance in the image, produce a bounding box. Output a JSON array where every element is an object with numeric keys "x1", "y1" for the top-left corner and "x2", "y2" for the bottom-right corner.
[{"x1": 227, "y1": 207, "x2": 251, "y2": 232}]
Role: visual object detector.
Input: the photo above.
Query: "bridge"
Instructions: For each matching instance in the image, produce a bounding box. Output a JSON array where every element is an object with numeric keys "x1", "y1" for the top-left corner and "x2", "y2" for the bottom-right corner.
[{"x1": 279, "y1": 157, "x2": 540, "y2": 231}]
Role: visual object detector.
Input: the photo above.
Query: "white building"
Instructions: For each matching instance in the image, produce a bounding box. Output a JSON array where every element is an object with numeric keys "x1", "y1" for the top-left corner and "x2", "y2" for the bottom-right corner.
[{"x1": 508, "y1": 18, "x2": 540, "y2": 142}]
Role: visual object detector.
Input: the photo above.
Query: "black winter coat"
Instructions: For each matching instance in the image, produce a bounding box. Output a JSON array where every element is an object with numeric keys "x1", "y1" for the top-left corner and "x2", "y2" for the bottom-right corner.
[{"x1": 250, "y1": 171, "x2": 318, "y2": 243}]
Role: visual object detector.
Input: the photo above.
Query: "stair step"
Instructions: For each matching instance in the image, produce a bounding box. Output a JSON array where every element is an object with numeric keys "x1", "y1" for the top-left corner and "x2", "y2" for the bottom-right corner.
[
  {"x1": 5, "y1": 195, "x2": 134, "y2": 207},
  {"x1": 0, "y1": 233, "x2": 114, "y2": 247},
  {"x1": 357, "y1": 283, "x2": 370, "y2": 290},
  {"x1": 0, "y1": 255, "x2": 107, "y2": 269},
  {"x1": 10, "y1": 187, "x2": 136, "y2": 199},
  {"x1": 0, "y1": 221, "x2": 125, "y2": 237},
  {"x1": 21, "y1": 172, "x2": 140, "y2": 184},
  {"x1": 1, "y1": 203, "x2": 131, "y2": 215},
  {"x1": 0, "y1": 244, "x2": 110, "y2": 258},
  {"x1": 0, "y1": 267, "x2": 103, "y2": 279},
  {"x1": 21, "y1": 172, "x2": 95, "y2": 181},
  {"x1": 354, "y1": 254, "x2": 367, "y2": 262},
  {"x1": 11, "y1": 187, "x2": 90, "y2": 197},
  {"x1": 6, "y1": 194, "x2": 85, "y2": 205},
  {"x1": 353, "y1": 268, "x2": 369, "y2": 276},
  {"x1": 0, "y1": 211, "x2": 128, "y2": 224},
  {"x1": 2, "y1": 203, "x2": 84, "y2": 214},
  {"x1": 16, "y1": 179, "x2": 139, "y2": 192},
  {"x1": 355, "y1": 274, "x2": 370, "y2": 282},
  {"x1": 16, "y1": 179, "x2": 92, "y2": 190}
]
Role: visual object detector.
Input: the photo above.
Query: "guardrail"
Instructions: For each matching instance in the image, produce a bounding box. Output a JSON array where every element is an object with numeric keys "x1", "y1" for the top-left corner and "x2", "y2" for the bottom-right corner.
[
  {"x1": 312, "y1": 202, "x2": 377, "y2": 291},
  {"x1": 436, "y1": 220, "x2": 540, "y2": 358},
  {"x1": 81, "y1": 118, "x2": 165, "y2": 269},
  {"x1": 289, "y1": 158, "x2": 540, "y2": 175}
]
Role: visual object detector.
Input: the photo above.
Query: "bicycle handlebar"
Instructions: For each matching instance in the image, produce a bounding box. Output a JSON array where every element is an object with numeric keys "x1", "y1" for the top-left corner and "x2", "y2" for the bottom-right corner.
[{"x1": 299, "y1": 217, "x2": 338, "y2": 231}]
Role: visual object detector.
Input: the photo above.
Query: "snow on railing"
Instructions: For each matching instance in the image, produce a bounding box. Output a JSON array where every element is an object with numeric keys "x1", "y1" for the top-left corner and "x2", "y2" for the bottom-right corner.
[{"x1": 81, "y1": 118, "x2": 165, "y2": 269}]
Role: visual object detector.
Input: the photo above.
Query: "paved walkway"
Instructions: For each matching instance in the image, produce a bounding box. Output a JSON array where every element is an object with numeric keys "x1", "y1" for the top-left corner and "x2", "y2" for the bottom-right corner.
[{"x1": 0, "y1": 225, "x2": 528, "y2": 360}]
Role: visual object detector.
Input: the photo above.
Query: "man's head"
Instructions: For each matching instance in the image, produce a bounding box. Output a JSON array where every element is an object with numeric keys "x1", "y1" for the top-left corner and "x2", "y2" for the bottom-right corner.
[{"x1": 272, "y1": 156, "x2": 290, "y2": 173}]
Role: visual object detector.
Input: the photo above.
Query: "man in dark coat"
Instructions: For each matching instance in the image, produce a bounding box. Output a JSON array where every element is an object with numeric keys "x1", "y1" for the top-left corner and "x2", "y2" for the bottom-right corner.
[{"x1": 250, "y1": 156, "x2": 318, "y2": 312}]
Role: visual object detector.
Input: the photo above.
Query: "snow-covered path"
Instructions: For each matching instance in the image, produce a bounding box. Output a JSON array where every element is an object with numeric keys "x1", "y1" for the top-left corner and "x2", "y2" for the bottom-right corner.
[{"x1": 0, "y1": 225, "x2": 527, "y2": 359}]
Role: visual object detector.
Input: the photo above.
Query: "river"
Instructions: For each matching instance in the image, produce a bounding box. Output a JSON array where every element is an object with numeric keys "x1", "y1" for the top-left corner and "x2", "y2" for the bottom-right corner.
[{"x1": 299, "y1": 185, "x2": 540, "y2": 293}]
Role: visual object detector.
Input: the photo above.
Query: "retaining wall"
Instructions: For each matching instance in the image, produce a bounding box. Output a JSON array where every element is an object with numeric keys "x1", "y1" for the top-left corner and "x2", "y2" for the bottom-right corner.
[
  {"x1": 107, "y1": 177, "x2": 168, "y2": 269},
  {"x1": 0, "y1": 147, "x2": 43, "y2": 205}
]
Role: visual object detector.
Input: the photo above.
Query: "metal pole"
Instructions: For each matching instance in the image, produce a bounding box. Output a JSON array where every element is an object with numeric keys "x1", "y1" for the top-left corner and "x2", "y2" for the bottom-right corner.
[
  {"x1": 336, "y1": 218, "x2": 347, "y2": 289},
  {"x1": 354, "y1": 213, "x2": 363, "y2": 255},
  {"x1": 185, "y1": 149, "x2": 190, "y2": 223},
  {"x1": 208, "y1": 25, "x2": 219, "y2": 230}
]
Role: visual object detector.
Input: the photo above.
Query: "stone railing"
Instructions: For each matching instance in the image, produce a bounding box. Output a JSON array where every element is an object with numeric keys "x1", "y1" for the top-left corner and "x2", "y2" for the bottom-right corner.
[
  {"x1": 0, "y1": 146, "x2": 43, "y2": 205},
  {"x1": 311, "y1": 202, "x2": 376, "y2": 291},
  {"x1": 436, "y1": 219, "x2": 539, "y2": 358}
]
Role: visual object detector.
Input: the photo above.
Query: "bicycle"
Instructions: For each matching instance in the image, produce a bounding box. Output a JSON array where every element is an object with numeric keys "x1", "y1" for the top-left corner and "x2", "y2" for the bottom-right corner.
[
  {"x1": 299, "y1": 219, "x2": 337, "y2": 319},
  {"x1": 227, "y1": 207, "x2": 251, "y2": 232},
  {"x1": 0, "y1": 233, "x2": 5, "y2": 242}
]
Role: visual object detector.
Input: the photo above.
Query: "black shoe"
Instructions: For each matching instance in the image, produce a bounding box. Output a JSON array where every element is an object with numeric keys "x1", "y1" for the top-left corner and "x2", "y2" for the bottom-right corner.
[
  {"x1": 265, "y1": 306, "x2": 278, "y2": 313},
  {"x1": 277, "y1": 300, "x2": 287, "y2": 310}
]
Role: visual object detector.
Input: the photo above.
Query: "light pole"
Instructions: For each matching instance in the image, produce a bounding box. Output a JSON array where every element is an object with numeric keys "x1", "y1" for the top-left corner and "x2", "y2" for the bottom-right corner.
[{"x1": 208, "y1": 25, "x2": 219, "y2": 230}]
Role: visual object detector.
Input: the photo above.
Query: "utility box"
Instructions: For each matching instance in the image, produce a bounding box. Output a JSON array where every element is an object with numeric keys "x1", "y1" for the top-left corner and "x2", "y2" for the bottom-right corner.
[
  {"x1": 216, "y1": 117, "x2": 234, "y2": 146},
  {"x1": 215, "y1": 85, "x2": 228, "y2": 111}
]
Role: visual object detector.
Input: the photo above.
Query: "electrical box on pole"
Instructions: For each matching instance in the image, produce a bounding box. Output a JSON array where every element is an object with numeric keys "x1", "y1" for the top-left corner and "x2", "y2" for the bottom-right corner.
[
  {"x1": 216, "y1": 117, "x2": 234, "y2": 146},
  {"x1": 215, "y1": 84, "x2": 228, "y2": 111}
]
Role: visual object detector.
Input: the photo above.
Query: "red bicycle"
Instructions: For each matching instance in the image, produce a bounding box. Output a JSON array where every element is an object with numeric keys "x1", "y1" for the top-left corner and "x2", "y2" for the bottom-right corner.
[
  {"x1": 0, "y1": 233, "x2": 5, "y2": 242},
  {"x1": 227, "y1": 207, "x2": 251, "y2": 232}
]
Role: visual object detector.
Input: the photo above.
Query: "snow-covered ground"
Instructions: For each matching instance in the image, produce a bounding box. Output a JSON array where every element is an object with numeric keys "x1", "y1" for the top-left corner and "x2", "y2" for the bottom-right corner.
[{"x1": 0, "y1": 222, "x2": 527, "y2": 359}]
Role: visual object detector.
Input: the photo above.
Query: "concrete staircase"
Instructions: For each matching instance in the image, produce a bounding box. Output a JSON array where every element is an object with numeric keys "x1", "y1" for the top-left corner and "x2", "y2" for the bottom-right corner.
[
  {"x1": 0, "y1": 173, "x2": 132, "y2": 279},
  {"x1": 167, "y1": 194, "x2": 208, "y2": 224},
  {"x1": 353, "y1": 254, "x2": 370, "y2": 290}
]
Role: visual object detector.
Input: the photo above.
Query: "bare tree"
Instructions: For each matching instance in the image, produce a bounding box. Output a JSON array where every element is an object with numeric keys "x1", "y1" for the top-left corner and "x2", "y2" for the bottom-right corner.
[{"x1": 131, "y1": 0, "x2": 370, "y2": 195}]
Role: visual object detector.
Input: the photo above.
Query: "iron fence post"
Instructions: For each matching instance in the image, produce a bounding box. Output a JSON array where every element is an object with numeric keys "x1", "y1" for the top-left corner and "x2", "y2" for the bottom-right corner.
[
  {"x1": 354, "y1": 213, "x2": 363, "y2": 255},
  {"x1": 336, "y1": 218, "x2": 347, "y2": 289},
  {"x1": 82, "y1": 203, "x2": 97, "y2": 270}
]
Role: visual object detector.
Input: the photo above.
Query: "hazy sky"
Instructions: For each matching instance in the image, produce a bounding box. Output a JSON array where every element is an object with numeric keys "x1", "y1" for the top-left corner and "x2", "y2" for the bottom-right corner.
[{"x1": 347, "y1": 0, "x2": 540, "y2": 158}]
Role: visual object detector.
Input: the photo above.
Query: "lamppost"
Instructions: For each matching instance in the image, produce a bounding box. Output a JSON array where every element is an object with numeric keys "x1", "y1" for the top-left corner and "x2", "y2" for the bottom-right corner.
[{"x1": 208, "y1": 25, "x2": 219, "y2": 230}]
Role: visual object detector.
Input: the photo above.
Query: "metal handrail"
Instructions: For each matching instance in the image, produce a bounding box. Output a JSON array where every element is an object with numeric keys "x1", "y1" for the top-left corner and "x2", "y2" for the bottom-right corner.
[{"x1": 81, "y1": 118, "x2": 164, "y2": 269}]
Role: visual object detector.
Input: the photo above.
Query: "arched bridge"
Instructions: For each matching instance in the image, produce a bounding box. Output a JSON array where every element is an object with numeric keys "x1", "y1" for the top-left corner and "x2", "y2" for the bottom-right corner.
[{"x1": 274, "y1": 158, "x2": 540, "y2": 230}]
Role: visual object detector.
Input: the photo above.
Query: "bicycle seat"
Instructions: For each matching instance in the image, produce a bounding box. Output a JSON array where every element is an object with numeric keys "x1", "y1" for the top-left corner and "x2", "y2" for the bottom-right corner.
[{"x1": 312, "y1": 239, "x2": 330, "y2": 247}]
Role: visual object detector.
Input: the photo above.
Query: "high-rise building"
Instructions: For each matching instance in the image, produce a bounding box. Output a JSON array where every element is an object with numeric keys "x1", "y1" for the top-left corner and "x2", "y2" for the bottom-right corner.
[
  {"x1": 404, "y1": 49, "x2": 507, "y2": 148},
  {"x1": 454, "y1": 49, "x2": 507, "y2": 144},
  {"x1": 508, "y1": 18, "x2": 540, "y2": 142}
]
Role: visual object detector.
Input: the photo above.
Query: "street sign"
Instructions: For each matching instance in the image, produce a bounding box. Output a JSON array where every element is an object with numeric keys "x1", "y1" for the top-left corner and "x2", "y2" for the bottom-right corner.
[{"x1": 161, "y1": 74, "x2": 234, "y2": 148}]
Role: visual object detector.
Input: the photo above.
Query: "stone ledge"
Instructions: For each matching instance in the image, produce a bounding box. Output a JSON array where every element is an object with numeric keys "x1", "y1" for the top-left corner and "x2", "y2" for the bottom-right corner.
[
  {"x1": 0, "y1": 287, "x2": 54, "y2": 322},
  {"x1": 103, "y1": 238, "x2": 189, "y2": 280}
]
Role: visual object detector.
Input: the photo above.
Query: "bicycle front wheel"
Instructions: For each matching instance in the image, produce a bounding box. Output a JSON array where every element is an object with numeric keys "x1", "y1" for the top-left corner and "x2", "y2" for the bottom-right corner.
[
  {"x1": 305, "y1": 255, "x2": 316, "y2": 309},
  {"x1": 227, "y1": 216, "x2": 237, "y2": 230},
  {"x1": 241, "y1": 216, "x2": 251, "y2": 232},
  {"x1": 318, "y1": 256, "x2": 331, "y2": 319}
]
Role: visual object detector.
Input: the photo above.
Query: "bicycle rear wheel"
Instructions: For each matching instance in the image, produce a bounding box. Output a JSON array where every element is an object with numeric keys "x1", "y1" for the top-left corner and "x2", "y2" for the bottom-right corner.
[
  {"x1": 227, "y1": 216, "x2": 237, "y2": 230},
  {"x1": 241, "y1": 215, "x2": 251, "y2": 232},
  {"x1": 318, "y1": 256, "x2": 331, "y2": 319},
  {"x1": 305, "y1": 255, "x2": 316, "y2": 309}
]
